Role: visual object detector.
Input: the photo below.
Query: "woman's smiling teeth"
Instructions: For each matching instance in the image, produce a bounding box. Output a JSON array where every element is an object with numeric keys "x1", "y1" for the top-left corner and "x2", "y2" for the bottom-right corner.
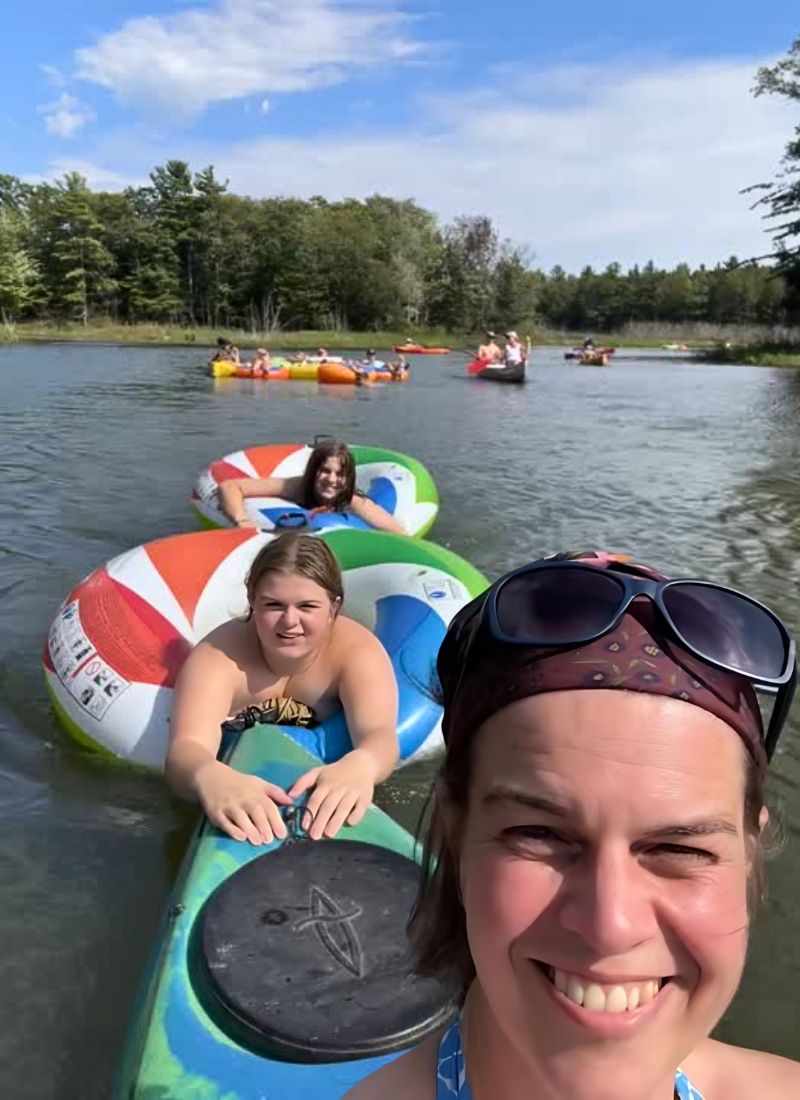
[{"x1": 544, "y1": 965, "x2": 665, "y2": 1013}]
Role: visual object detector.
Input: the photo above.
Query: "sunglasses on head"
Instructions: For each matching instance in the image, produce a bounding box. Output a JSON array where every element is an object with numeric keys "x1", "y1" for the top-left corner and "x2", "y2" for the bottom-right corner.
[{"x1": 453, "y1": 560, "x2": 796, "y2": 760}]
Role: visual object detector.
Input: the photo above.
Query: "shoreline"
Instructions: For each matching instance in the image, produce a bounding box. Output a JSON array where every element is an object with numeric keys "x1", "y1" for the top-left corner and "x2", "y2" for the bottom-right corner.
[{"x1": 2, "y1": 323, "x2": 799, "y2": 365}]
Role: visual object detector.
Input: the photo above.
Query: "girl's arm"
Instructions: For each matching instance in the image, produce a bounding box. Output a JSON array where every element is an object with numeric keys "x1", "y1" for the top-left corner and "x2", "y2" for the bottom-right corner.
[
  {"x1": 218, "y1": 475, "x2": 303, "y2": 525},
  {"x1": 349, "y1": 493, "x2": 405, "y2": 534}
]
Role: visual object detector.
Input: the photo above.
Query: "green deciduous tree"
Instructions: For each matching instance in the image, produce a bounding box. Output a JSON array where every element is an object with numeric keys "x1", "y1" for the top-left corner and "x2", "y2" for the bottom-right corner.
[
  {"x1": 0, "y1": 212, "x2": 39, "y2": 322},
  {"x1": 0, "y1": 161, "x2": 792, "y2": 333}
]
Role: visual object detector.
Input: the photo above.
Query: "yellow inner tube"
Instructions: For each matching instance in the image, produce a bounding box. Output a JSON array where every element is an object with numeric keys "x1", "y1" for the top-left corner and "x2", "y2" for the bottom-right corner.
[
  {"x1": 208, "y1": 359, "x2": 238, "y2": 378},
  {"x1": 288, "y1": 361, "x2": 321, "y2": 381}
]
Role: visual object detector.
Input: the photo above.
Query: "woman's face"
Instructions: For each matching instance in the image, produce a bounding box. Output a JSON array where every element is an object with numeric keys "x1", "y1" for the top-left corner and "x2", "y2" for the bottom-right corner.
[
  {"x1": 251, "y1": 571, "x2": 337, "y2": 661},
  {"x1": 314, "y1": 456, "x2": 346, "y2": 503},
  {"x1": 459, "y1": 689, "x2": 754, "y2": 1098}
]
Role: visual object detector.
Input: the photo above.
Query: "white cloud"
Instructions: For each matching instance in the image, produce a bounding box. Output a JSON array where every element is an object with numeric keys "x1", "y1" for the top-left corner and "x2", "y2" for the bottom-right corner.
[
  {"x1": 75, "y1": 0, "x2": 426, "y2": 120},
  {"x1": 49, "y1": 55, "x2": 797, "y2": 270},
  {"x1": 260, "y1": 98, "x2": 270, "y2": 115},
  {"x1": 40, "y1": 93, "x2": 95, "y2": 138},
  {"x1": 41, "y1": 159, "x2": 143, "y2": 190},
  {"x1": 40, "y1": 63, "x2": 67, "y2": 87}
]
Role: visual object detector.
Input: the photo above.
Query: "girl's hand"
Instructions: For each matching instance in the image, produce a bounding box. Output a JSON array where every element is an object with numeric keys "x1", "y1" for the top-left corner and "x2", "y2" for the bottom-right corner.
[
  {"x1": 196, "y1": 761, "x2": 293, "y2": 844},
  {"x1": 288, "y1": 750, "x2": 378, "y2": 839}
]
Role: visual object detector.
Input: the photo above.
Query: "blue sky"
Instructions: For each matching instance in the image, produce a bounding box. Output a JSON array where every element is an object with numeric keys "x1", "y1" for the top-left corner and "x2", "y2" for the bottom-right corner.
[{"x1": 4, "y1": 1, "x2": 799, "y2": 270}]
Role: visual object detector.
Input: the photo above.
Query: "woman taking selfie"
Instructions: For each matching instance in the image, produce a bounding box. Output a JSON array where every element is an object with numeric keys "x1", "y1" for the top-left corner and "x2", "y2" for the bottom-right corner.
[{"x1": 348, "y1": 551, "x2": 799, "y2": 1099}]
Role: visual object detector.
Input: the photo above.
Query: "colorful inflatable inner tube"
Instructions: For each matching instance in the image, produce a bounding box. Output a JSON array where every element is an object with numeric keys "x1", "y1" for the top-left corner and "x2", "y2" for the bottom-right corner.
[
  {"x1": 114, "y1": 727, "x2": 457, "y2": 1099},
  {"x1": 234, "y1": 365, "x2": 290, "y2": 380},
  {"x1": 317, "y1": 362, "x2": 359, "y2": 384},
  {"x1": 209, "y1": 360, "x2": 290, "y2": 380},
  {"x1": 370, "y1": 368, "x2": 408, "y2": 384},
  {"x1": 43, "y1": 527, "x2": 488, "y2": 771},
  {"x1": 287, "y1": 361, "x2": 320, "y2": 381},
  {"x1": 192, "y1": 442, "x2": 439, "y2": 537}
]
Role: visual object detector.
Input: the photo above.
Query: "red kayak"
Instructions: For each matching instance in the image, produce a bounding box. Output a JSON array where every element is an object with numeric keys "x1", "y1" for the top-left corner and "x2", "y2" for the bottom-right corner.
[
  {"x1": 393, "y1": 344, "x2": 452, "y2": 354},
  {"x1": 564, "y1": 346, "x2": 616, "y2": 360}
]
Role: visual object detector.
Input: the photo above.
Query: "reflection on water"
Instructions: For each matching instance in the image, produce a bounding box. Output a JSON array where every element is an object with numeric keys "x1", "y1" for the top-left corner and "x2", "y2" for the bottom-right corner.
[{"x1": 0, "y1": 343, "x2": 798, "y2": 1094}]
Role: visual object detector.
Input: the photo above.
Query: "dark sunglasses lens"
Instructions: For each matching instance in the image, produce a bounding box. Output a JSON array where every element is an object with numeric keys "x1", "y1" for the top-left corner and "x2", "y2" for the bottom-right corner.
[
  {"x1": 276, "y1": 511, "x2": 308, "y2": 529},
  {"x1": 496, "y1": 567, "x2": 625, "y2": 642},
  {"x1": 663, "y1": 583, "x2": 787, "y2": 679}
]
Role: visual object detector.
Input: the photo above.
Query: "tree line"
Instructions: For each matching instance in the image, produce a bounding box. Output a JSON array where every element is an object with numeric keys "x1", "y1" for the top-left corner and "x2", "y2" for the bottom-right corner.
[{"x1": 0, "y1": 160, "x2": 795, "y2": 333}]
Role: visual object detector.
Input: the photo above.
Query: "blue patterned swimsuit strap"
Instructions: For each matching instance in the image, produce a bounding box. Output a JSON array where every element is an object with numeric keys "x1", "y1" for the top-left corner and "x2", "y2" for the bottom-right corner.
[{"x1": 435, "y1": 1019, "x2": 705, "y2": 1099}]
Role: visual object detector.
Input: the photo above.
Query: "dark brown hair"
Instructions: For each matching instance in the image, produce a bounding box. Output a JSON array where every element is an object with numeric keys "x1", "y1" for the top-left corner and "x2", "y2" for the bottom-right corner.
[
  {"x1": 245, "y1": 534, "x2": 343, "y2": 616},
  {"x1": 409, "y1": 721, "x2": 774, "y2": 1001},
  {"x1": 298, "y1": 439, "x2": 357, "y2": 511}
]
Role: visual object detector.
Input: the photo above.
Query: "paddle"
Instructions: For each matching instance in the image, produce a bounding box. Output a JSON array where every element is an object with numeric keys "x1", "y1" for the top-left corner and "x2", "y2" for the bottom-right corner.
[{"x1": 459, "y1": 347, "x2": 494, "y2": 375}]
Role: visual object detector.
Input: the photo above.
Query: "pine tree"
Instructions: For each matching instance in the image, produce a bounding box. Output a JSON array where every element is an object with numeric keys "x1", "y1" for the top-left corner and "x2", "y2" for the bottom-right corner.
[{"x1": 48, "y1": 173, "x2": 116, "y2": 324}]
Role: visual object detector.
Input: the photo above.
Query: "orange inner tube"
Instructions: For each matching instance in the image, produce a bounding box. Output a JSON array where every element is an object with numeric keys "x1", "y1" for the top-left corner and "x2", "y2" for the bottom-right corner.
[
  {"x1": 318, "y1": 362, "x2": 360, "y2": 384},
  {"x1": 232, "y1": 365, "x2": 290, "y2": 380}
]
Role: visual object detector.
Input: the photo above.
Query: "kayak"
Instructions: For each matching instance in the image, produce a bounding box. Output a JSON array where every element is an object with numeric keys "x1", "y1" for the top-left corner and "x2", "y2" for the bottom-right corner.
[
  {"x1": 392, "y1": 345, "x2": 451, "y2": 355},
  {"x1": 113, "y1": 724, "x2": 457, "y2": 1099},
  {"x1": 192, "y1": 442, "x2": 439, "y2": 536},
  {"x1": 563, "y1": 347, "x2": 616, "y2": 360},
  {"x1": 469, "y1": 359, "x2": 526, "y2": 384},
  {"x1": 43, "y1": 527, "x2": 487, "y2": 769},
  {"x1": 577, "y1": 352, "x2": 609, "y2": 366}
]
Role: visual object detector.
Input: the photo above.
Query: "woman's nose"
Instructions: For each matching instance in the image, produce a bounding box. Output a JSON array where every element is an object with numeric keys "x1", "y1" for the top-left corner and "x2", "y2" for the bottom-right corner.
[{"x1": 558, "y1": 846, "x2": 657, "y2": 957}]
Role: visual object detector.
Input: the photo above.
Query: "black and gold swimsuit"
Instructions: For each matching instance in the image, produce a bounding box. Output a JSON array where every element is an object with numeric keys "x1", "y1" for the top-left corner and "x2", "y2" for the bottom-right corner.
[{"x1": 223, "y1": 696, "x2": 317, "y2": 733}]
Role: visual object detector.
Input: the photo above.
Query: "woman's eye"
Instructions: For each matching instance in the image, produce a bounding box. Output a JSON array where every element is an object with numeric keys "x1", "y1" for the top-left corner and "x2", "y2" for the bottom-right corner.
[
  {"x1": 646, "y1": 843, "x2": 715, "y2": 862},
  {"x1": 503, "y1": 826, "x2": 565, "y2": 843}
]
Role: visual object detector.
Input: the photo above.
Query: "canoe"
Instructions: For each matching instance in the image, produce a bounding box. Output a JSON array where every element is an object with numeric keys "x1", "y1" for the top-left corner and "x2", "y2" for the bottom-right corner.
[
  {"x1": 192, "y1": 442, "x2": 439, "y2": 536},
  {"x1": 43, "y1": 527, "x2": 487, "y2": 769},
  {"x1": 113, "y1": 724, "x2": 458, "y2": 1099},
  {"x1": 470, "y1": 360, "x2": 526, "y2": 384},
  {"x1": 392, "y1": 345, "x2": 451, "y2": 355}
]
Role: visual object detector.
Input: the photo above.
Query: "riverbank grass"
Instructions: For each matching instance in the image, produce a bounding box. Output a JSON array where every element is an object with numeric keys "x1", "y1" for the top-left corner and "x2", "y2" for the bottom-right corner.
[{"x1": 1, "y1": 321, "x2": 716, "y2": 352}]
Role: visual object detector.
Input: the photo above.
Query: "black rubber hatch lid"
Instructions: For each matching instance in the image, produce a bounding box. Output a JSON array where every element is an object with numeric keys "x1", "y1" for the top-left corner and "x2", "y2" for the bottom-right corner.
[{"x1": 191, "y1": 839, "x2": 457, "y2": 1062}]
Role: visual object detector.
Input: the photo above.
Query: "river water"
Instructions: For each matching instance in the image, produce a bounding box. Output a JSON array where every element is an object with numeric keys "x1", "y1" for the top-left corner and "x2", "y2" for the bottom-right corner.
[{"x1": 0, "y1": 343, "x2": 798, "y2": 1097}]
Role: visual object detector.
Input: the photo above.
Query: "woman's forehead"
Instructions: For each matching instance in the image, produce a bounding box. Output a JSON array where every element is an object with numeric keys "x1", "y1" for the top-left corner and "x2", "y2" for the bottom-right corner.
[{"x1": 469, "y1": 691, "x2": 746, "y2": 802}]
